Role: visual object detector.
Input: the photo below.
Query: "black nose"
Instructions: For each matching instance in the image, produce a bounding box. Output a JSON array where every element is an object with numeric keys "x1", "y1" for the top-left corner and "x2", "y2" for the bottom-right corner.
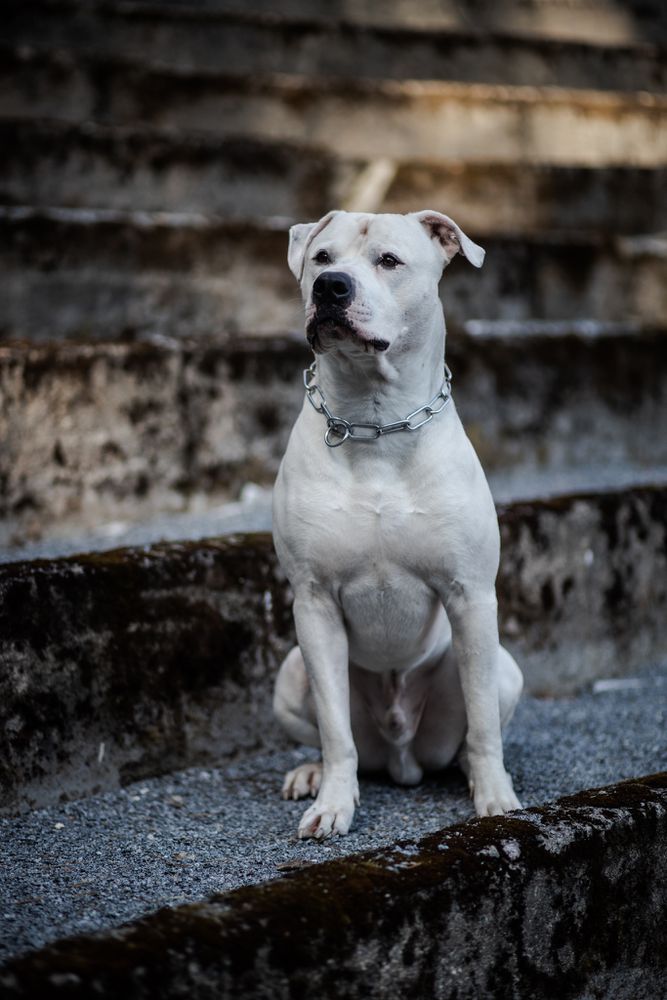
[{"x1": 312, "y1": 271, "x2": 354, "y2": 306}]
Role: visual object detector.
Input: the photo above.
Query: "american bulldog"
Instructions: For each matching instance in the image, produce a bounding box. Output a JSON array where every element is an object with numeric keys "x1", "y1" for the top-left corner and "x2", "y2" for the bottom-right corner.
[{"x1": 272, "y1": 210, "x2": 523, "y2": 840}]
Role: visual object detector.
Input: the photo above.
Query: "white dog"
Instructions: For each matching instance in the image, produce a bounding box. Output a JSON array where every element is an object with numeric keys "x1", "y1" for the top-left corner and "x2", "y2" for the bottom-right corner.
[{"x1": 272, "y1": 210, "x2": 523, "y2": 840}]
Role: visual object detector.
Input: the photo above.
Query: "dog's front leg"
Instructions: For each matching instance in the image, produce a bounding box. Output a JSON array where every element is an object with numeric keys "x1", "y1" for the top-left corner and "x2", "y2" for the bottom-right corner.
[
  {"x1": 445, "y1": 588, "x2": 521, "y2": 816},
  {"x1": 292, "y1": 587, "x2": 359, "y2": 839}
]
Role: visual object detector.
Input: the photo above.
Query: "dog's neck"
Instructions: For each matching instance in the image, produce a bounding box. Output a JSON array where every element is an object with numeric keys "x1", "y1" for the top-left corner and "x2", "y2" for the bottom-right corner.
[{"x1": 314, "y1": 317, "x2": 447, "y2": 430}]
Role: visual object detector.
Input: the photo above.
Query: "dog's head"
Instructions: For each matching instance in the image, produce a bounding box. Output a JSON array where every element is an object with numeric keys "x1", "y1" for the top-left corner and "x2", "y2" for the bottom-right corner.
[{"x1": 288, "y1": 210, "x2": 484, "y2": 355}]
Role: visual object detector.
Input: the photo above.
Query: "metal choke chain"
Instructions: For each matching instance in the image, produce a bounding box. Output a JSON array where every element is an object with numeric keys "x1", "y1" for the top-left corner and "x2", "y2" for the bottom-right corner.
[{"x1": 303, "y1": 361, "x2": 453, "y2": 448}]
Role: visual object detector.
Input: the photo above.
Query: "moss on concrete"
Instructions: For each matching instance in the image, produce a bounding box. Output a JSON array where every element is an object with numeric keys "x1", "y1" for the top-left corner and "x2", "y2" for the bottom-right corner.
[
  {"x1": 0, "y1": 533, "x2": 294, "y2": 812},
  {"x1": 0, "y1": 773, "x2": 664, "y2": 998}
]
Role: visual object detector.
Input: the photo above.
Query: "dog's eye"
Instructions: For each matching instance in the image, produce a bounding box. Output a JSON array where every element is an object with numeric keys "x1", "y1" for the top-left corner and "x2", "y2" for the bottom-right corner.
[
  {"x1": 313, "y1": 249, "x2": 331, "y2": 265},
  {"x1": 378, "y1": 253, "x2": 402, "y2": 269}
]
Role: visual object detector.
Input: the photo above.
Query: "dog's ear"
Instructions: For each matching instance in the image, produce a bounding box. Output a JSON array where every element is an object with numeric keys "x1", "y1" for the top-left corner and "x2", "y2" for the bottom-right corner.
[
  {"x1": 287, "y1": 211, "x2": 340, "y2": 281},
  {"x1": 412, "y1": 210, "x2": 485, "y2": 269},
  {"x1": 287, "y1": 223, "x2": 318, "y2": 280}
]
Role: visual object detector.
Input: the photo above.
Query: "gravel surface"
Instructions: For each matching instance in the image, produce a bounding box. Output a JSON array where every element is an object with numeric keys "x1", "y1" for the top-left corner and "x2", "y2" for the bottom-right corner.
[{"x1": 1, "y1": 663, "x2": 665, "y2": 962}]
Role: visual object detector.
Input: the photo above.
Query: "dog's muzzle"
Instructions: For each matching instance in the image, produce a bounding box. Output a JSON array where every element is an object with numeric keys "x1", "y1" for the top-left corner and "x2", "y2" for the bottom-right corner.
[
  {"x1": 308, "y1": 271, "x2": 357, "y2": 353},
  {"x1": 306, "y1": 271, "x2": 389, "y2": 354}
]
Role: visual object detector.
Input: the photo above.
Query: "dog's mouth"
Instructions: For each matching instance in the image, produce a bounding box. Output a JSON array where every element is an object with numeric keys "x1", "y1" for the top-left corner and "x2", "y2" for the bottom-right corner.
[{"x1": 306, "y1": 309, "x2": 389, "y2": 354}]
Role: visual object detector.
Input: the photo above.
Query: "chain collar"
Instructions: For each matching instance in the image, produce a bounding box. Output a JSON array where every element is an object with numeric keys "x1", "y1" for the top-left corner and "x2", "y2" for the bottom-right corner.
[{"x1": 303, "y1": 360, "x2": 453, "y2": 448}]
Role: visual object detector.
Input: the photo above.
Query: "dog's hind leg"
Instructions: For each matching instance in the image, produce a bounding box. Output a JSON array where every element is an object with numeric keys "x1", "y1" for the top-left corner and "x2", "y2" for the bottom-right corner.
[
  {"x1": 497, "y1": 645, "x2": 523, "y2": 729},
  {"x1": 274, "y1": 646, "x2": 323, "y2": 800},
  {"x1": 274, "y1": 645, "x2": 320, "y2": 746}
]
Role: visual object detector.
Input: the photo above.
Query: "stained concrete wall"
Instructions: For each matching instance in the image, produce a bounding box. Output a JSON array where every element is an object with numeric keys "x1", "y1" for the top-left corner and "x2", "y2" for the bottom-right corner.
[
  {"x1": 1, "y1": 774, "x2": 665, "y2": 999},
  {"x1": 496, "y1": 487, "x2": 667, "y2": 694},
  {"x1": 0, "y1": 336, "x2": 302, "y2": 546},
  {"x1": 1, "y1": 485, "x2": 665, "y2": 814}
]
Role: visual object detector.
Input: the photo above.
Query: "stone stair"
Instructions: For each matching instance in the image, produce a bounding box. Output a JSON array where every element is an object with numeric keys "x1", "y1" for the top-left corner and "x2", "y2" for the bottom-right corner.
[
  {"x1": 0, "y1": 515, "x2": 666, "y2": 994},
  {"x1": 2, "y1": 327, "x2": 667, "y2": 550},
  {"x1": 3, "y1": 207, "x2": 667, "y2": 342},
  {"x1": 1, "y1": 1, "x2": 666, "y2": 994},
  {"x1": 3, "y1": 120, "x2": 667, "y2": 232},
  {"x1": 6, "y1": 0, "x2": 667, "y2": 88}
]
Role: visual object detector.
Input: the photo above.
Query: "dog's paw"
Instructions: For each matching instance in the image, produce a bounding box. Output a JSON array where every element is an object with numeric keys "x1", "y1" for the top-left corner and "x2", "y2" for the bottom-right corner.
[
  {"x1": 297, "y1": 787, "x2": 358, "y2": 840},
  {"x1": 470, "y1": 769, "x2": 522, "y2": 817},
  {"x1": 281, "y1": 762, "x2": 323, "y2": 801}
]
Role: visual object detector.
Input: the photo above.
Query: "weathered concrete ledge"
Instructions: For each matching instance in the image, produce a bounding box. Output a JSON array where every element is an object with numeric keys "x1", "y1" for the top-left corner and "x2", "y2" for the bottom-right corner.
[
  {"x1": 4, "y1": 55, "x2": 667, "y2": 167},
  {"x1": 1, "y1": 773, "x2": 665, "y2": 999},
  {"x1": 0, "y1": 534, "x2": 294, "y2": 814},
  {"x1": 496, "y1": 485, "x2": 667, "y2": 693},
  {"x1": 0, "y1": 124, "x2": 340, "y2": 221},
  {"x1": 4, "y1": 121, "x2": 666, "y2": 235},
  {"x1": 2, "y1": 121, "x2": 665, "y2": 234},
  {"x1": 0, "y1": 334, "x2": 304, "y2": 546},
  {"x1": 6, "y1": 0, "x2": 666, "y2": 45},
  {"x1": 1, "y1": 485, "x2": 665, "y2": 813},
  {"x1": 2, "y1": 207, "x2": 666, "y2": 340},
  {"x1": 2, "y1": 328, "x2": 666, "y2": 546},
  {"x1": 5, "y1": 2, "x2": 666, "y2": 91},
  {"x1": 382, "y1": 159, "x2": 667, "y2": 234}
]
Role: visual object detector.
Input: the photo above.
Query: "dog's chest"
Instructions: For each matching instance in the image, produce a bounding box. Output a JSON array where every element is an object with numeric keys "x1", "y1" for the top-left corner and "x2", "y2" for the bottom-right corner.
[
  {"x1": 275, "y1": 439, "x2": 467, "y2": 603},
  {"x1": 315, "y1": 480, "x2": 436, "y2": 575},
  {"x1": 300, "y1": 477, "x2": 446, "y2": 649}
]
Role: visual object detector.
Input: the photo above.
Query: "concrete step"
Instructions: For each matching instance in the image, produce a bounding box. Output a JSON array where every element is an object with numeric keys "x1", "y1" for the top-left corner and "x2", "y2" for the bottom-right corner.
[
  {"x1": 1, "y1": 486, "x2": 666, "y2": 816},
  {"x1": 16, "y1": 0, "x2": 664, "y2": 45},
  {"x1": 0, "y1": 123, "x2": 340, "y2": 220},
  {"x1": 0, "y1": 498, "x2": 665, "y2": 992},
  {"x1": 5, "y1": 2, "x2": 666, "y2": 91},
  {"x1": 2, "y1": 327, "x2": 667, "y2": 551},
  {"x1": 379, "y1": 159, "x2": 667, "y2": 234},
  {"x1": 0, "y1": 334, "x2": 303, "y2": 548},
  {"x1": 6, "y1": 456, "x2": 667, "y2": 568},
  {"x1": 3, "y1": 120, "x2": 666, "y2": 234},
  {"x1": 2, "y1": 208, "x2": 666, "y2": 342},
  {"x1": 0, "y1": 764, "x2": 665, "y2": 996},
  {"x1": 3, "y1": 56, "x2": 666, "y2": 168}
]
